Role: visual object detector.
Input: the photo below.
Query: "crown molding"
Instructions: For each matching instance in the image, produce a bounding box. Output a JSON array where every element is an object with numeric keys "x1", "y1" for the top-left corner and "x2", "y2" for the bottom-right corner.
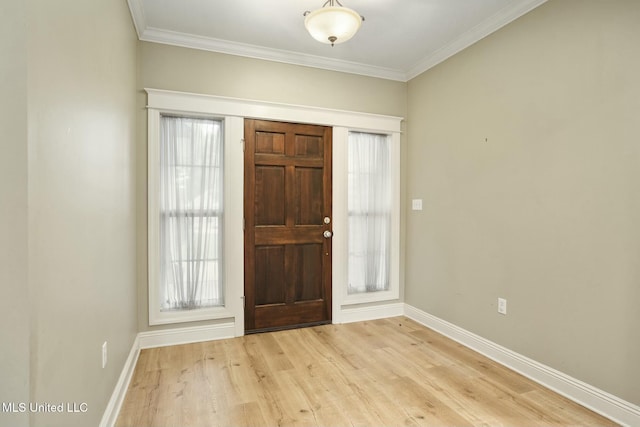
[
  {"x1": 128, "y1": 0, "x2": 547, "y2": 82},
  {"x1": 138, "y1": 27, "x2": 408, "y2": 82},
  {"x1": 406, "y1": 0, "x2": 548, "y2": 80}
]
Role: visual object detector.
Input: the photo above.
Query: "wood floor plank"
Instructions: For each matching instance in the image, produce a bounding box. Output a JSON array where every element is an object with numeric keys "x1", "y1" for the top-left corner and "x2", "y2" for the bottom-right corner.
[
  {"x1": 115, "y1": 318, "x2": 618, "y2": 427},
  {"x1": 377, "y1": 375, "x2": 474, "y2": 426}
]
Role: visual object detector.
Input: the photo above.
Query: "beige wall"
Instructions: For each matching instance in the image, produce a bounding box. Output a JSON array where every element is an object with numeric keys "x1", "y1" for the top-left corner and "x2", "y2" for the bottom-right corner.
[
  {"x1": 139, "y1": 42, "x2": 407, "y2": 116},
  {"x1": 21, "y1": 0, "x2": 139, "y2": 426},
  {"x1": 137, "y1": 42, "x2": 408, "y2": 331},
  {"x1": 0, "y1": 1, "x2": 29, "y2": 426},
  {"x1": 5, "y1": 0, "x2": 636, "y2": 423},
  {"x1": 406, "y1": 0, "x2": 640, "y2": 405}
]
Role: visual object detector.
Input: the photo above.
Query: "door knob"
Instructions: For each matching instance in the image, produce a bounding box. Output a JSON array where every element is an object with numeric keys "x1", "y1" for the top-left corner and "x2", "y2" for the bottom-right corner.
[{"x1": 323, "y1": 230, "x2": 333, "y2": 238}]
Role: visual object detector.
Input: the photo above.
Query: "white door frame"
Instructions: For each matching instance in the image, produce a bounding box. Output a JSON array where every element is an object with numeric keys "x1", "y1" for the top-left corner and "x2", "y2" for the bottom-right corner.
[{"x1": 146, "y1": 88, "x2": 403, "y2": 336}]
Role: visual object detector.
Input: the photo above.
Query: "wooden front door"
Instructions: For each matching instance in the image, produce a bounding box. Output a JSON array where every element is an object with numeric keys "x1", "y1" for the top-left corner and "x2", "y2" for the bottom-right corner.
[{"x1": 244, "y1": 119, "x2": 332, "y2": 333}]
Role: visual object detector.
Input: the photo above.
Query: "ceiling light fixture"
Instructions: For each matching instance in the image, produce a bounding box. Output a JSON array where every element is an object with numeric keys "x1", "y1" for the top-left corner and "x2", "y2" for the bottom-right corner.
[{"x1": 304, "y1": 0, "x2": 364, "y2": 47}]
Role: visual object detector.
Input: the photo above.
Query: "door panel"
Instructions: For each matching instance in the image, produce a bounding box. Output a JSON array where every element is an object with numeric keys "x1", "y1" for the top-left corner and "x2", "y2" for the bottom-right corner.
[
  {"x1": 255, "y1": 166, "x2": 285, "y2": 225},
  {"x1": 292, "y1": 244, "x2": 323, "y2": 301},
  {"x1": 244, "y1": 119, "x2": 332, "y2": 333},
  {"x1": 295, "y1": 167, "x2": 324, "y2": 225},
  {"x1": 295, "y1": 134, "x2": 324, "y2": 157},
  {"x1": 256, "y1": 131, "x2": 285, "y2": 154},
  {"x1": 254, "y1": 246, "x2": 286, "y2": 306}
]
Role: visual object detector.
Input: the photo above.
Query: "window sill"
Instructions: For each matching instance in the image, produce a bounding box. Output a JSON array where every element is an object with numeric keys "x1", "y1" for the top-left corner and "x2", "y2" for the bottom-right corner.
[
  {"x1": 149, "y1": 305, "x2": 234, "y2": 326},
  {"x1": 342, "y1": 288, "x2": 399, "y2": 306}
]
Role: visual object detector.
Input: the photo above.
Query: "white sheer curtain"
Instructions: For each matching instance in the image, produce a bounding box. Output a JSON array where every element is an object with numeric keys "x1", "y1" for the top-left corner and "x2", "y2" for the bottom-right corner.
[
  {"x1": 159, "y1": 116, "x2": 224, "y2": 311},
  {"x1": 348, "y1": 132, "x2": 391, "y2": 294}
]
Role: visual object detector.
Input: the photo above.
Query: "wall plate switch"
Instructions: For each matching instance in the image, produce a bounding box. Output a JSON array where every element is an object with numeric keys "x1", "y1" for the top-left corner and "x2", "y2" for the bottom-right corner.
[
  {"x1": 498, "y1": 298, "x2": 507, "y2": 315},
  {"x1": 412, "y1": 199, "x2": 423, "y2": 211},
  {"x1": 102, "y1": 341, "x2": 108, "y2": 369}
]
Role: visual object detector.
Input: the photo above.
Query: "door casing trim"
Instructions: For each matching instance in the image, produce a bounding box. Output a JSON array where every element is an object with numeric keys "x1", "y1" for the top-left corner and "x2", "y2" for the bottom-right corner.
[{"x1": 146, "y1": 88, "x2": 403, "y2": 336}]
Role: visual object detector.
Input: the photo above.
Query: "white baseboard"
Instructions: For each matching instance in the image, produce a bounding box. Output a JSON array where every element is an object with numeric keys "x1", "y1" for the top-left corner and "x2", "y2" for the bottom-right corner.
[
  {"x1": 138, "y1": 322, "x2": 236, "y2": 349},
  {"x1": 403, "y1": 304, "x2": 640, "y2": 427},
  {"x1": 103, "y1": 307, "x2": 640, "y2": 427},
  {"x1": 101, "y1": 322, "x2": 235, "y2": 426},
  {"x1": 99, "y1": 335, "x2": 141, "y2": 427},
  {"x1": 338, "y1": 302, "x2": 405, "y2": 324}
]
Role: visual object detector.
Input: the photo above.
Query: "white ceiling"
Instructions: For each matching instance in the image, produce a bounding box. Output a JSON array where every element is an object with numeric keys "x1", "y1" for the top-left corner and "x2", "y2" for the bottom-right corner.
[{"x1": 127, "y1": 0, "x2": 547, "y2": 82}]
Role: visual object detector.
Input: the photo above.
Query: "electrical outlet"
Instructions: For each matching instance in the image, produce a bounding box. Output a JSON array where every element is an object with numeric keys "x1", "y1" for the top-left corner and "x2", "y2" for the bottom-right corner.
[
  {"x1": 498, "y1": 298, "x2": 507, "y2": 315},
  {"x1": 102, "y1": 341, "x2": 108, "y2": 369},
  {"x1": 412, "y1": 199, "x2": 423, "y2": 211}
]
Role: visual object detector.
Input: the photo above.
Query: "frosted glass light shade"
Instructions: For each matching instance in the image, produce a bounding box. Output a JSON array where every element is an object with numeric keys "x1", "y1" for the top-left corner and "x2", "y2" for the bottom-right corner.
[{"x1": 304, "y1": 6, "x2": 362, "y2": 45}]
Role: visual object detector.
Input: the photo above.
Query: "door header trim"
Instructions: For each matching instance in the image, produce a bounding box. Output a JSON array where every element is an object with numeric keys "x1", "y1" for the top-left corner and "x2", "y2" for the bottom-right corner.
[{"x1": 146, "y1": 88, "x2": 403, "y2": 134}]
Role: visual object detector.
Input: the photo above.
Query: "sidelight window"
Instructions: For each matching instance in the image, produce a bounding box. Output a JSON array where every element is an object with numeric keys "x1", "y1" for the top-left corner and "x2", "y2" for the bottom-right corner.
[
  {"x1": 149, "y1": 111, "x2": 235, "y2": 326},
  {"x1": 158, "y1": 116, "x2": 224, "y2": 311},
  {"x1": 347, "y1": 132, "x2": 392, "y2": 294}
]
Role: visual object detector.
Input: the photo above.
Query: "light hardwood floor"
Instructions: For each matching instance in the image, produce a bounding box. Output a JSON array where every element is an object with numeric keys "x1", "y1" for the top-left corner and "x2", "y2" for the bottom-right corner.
[{"x1": 116, "y1": 317, "x2": 617, "y2": 427}]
